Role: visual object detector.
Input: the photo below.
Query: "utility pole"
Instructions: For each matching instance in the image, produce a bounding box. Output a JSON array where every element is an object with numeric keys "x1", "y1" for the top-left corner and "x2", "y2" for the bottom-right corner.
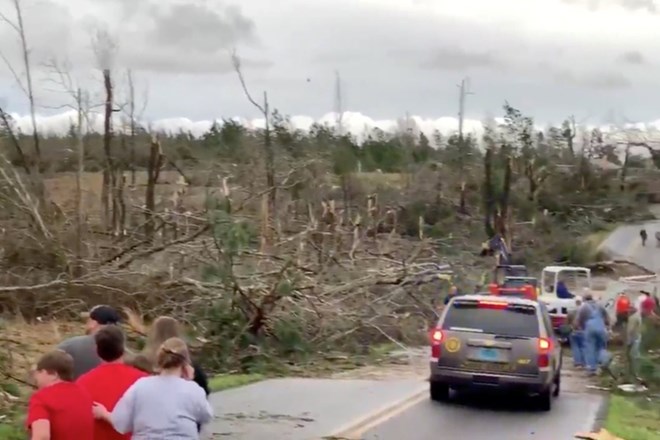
[
  {"x1": 457, "y1": 77, "x2": 474, "y2": 141},
  {"x1": 456, "y1": 77, "x2": 474, "y2": 215},
  {"x1": 334, "y1": 70, "x2": 343, "y2": 136}
]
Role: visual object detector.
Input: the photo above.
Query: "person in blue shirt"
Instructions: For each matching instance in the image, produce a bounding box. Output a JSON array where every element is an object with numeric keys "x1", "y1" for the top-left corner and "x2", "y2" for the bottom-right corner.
[{"x1": 556, "y1": 279, "x2": 575, "y2": 299}]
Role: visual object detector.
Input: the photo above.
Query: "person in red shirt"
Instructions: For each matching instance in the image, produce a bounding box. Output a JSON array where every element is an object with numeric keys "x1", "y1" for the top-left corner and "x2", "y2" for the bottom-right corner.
[
  {"x1": 26, "y1": 349, "x2": 94, "y2": 440},
  {"x1": 76, "y1": 325, "x2": 148, "y2": 440}
]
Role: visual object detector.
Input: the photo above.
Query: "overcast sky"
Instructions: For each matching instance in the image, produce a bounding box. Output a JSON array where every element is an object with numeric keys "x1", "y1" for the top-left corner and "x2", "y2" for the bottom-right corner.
[{"x1": 1, "y1": 0, "x2": 659, "y2": 134}]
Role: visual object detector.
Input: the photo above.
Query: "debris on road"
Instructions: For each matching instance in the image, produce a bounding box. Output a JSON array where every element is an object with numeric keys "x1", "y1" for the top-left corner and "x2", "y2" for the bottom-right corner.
[
  {"x1": 574, "y1": 428, "x2": 624, "y2": 440},
  {"x1": 617, "y1": 383, "x2": 648, "y2": 393}
]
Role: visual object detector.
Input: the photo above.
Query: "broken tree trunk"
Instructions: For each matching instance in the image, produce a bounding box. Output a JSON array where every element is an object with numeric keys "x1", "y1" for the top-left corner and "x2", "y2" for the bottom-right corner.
[{"x1": 145, "y1": 137, "x2": 163, "y2": 243}]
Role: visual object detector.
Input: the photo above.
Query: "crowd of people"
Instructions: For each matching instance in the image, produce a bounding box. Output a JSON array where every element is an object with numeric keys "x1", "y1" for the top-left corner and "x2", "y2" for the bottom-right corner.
[
  {"x1": 25, "y1": 305, "x2": 213, "y2": 440},
  {"x1": 568, "y1": 290, "x2": 659, "y2": 378}
]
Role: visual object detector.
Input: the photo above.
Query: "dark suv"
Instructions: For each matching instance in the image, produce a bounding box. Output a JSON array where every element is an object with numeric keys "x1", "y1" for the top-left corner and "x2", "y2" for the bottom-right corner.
[{"x1": 429, "y1": 294, "x2": 562, "y2": 411}]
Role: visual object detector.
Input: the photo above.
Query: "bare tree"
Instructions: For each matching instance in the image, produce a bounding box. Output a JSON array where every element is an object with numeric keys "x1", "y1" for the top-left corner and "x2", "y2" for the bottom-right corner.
[
  {"x1": 231, "y1": 50, "x2": 275, "y2": 249},
  {"x1": 561, "y1": 115, "x2": 576, "y2": 158},
  {"x1": 42, "y1": 58, "x2": 97, "y2": 274},
  {"x1": 92, "y1": 28, "x2": 122, "y2": 234},
  {"x1": 0, "y1": 0, "x2": 41, "y2": 171},
  {"x1": 122, "y1": 69, "x2": 149, "y2": 187}
]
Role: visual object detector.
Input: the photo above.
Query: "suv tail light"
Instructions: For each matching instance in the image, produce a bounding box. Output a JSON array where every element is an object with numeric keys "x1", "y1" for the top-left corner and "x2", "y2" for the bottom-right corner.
[
  {"x1": 537, "y1": 337, "x2": 552, "y2": 368},
  {"x1": 430, "y1": 328, "x2": 443, "y2": 359}
]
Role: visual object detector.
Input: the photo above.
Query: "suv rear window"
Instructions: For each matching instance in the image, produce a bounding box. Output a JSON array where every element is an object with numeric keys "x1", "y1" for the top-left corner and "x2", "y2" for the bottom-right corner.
[{"x1": 441, "y1": 303, "x2": 540, "y2": 337}]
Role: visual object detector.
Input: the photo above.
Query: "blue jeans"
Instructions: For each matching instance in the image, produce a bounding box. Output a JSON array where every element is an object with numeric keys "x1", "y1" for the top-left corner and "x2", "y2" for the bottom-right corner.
[
  {"x1": 569, "y1": 330, "x2": 586, "y2": 366},
  {"x1": 585, "y1": 324, "x2": 608, "y2": 373}
]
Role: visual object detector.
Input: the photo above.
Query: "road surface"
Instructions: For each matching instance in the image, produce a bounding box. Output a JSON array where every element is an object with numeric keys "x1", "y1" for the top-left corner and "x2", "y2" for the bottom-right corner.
[
  {"x1": 361, "y1": 388, "x2": 605, "y2": 440},
  {"x1": 205, "y1": 351, "x2": 606, "y2": 440},
  {"x1": 598, "y1": 204, "x2": 660, "y2": 273},
  {"x1": 206, "y1": 377, "x2": 427, "y2": 439}
]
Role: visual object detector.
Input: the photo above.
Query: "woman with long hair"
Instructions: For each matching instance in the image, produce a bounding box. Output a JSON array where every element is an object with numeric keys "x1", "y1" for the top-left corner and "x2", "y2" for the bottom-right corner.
[
  {"x1": 92, "y1": 337, "x2": 213, "y2": 439},
  {"x1": 139, "y1": 316, "x2": 210, "y2": 396}
]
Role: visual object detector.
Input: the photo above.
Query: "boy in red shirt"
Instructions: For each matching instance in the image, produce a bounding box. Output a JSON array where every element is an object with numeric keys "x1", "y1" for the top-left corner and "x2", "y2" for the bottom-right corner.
[
  {"x1": 26, "y1": 350, "x2": 94, "y2": 440},
  {"x1": 76, "y1": 325, "x2": 148, "y2": 440}
]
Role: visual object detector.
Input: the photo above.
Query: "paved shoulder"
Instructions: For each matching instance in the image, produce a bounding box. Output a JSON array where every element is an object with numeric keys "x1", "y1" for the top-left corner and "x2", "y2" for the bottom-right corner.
[
  {"x1": 207, "y1": 377, "x2": 426, "y2": 439},
  {"x1": 599, "y1": 221, "x2": 660, "y2": 272},
  {"x1": 363, "y1": 391, "x2": 604, "y2": 440}
]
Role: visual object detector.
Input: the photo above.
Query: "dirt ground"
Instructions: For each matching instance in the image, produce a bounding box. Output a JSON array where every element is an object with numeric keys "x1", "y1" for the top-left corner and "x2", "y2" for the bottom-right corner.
[
  {"x1": 1, "y1": 319, "x2": 79, "y2": 385},
  {"x1": 44, "y1": 170, "x2": 213, "y2": 223}
]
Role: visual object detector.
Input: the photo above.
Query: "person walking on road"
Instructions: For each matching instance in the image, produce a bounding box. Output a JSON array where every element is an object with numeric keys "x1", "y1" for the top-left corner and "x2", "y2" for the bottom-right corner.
[
  {"x1": 141, "y1": 316, "x2": 210, "y2": 396},
  {"x1": 568, "y1": 298, "x2": 586, "y2": 368},
  {"x1": 57, "y1": 305, "x2": 123, "y2": 380},
  {"x1": 625, "y1": 304, "x2": 644, "y2": 381},
  {"x1": 577, "y1": 293, "x2": 611, "y2": 376},
  {"x1": 640, "y1": 228, "x2": 647, "y2": 246},
  {"x1": 92, "y1": 337, "x2": 213, "y2": 440},
  {"x1": 26, "y1": 350, "x2": 94, "y2": 440},
  {"x1": 614, "y1": 291, "x2": 631, "y2": 332},
  {"x1": 76, "y1": 325, "x2": 148, "y2": 440}
]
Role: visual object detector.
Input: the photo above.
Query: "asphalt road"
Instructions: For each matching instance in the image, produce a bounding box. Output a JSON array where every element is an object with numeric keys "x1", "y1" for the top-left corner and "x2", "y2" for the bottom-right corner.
[
  {"x1": 598, "y1": 210, "x2": 660, "y2": 273},
  {"x1": 206, "y1": 377, "x2": 427, "y2": 439},
  {"x1": 362, "y1": 389, "x2": 605, "y2": 440}
]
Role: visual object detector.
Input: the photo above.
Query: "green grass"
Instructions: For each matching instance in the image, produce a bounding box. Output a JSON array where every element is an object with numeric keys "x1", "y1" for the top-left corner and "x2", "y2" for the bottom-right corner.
[
  {"x1": 208, "y1": 373, "x2": 265, "y2": 392},
  {"x1": 605, "y1": 394, "x2": 660, "y2": 440},
  {"x1": 0, "y1": 423, "x2": 23, "y2": 440}
]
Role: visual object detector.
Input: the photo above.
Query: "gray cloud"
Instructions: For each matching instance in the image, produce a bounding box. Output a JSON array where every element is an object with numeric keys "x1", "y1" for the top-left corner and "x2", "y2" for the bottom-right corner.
[
  {"x1": 2, "y1": 0, "x2": 660, "y2": 124},
  {"x1": 561, "y1": 0, "x2": 657, "y2": 12},
  {"x1": 0, "y1": 0, "x2": 261, "y2": 75},
  {"x1": 618, "y1": 50, "x2": 646, "y2": 65},
  {"x1": 619, "y1": 0, "x2": 657, "y2": 12},
  {"x1": 147, "y1": 3, "x2": 256, "y2": 53},
  {"x1": 554, "y1": 69, "x2": 632, "y2": 89},
  {"x1": 420, "y1": 47, "x2": 500, "y2": 71}
]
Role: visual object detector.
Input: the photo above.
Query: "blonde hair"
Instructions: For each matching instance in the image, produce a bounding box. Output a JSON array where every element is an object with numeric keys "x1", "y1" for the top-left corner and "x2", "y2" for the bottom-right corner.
[
  {"x1": 143, "y1": 316, "x2": 182, "y2": 364},
  {"x1": 157, "y1": 337, "x2": 190, "y2": 370}
]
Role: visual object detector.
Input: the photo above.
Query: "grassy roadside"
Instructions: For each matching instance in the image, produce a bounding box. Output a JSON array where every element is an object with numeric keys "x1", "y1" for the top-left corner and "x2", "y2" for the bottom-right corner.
[
  {"x1": 0, "y1": 422, "x2": 23, "y2": 440},
  {"x1": 208, "y1": 373, "x2": 266, "y2": 392},
  {"x1": 605, "y1": 394, "x2": 660, "y2": 440}
]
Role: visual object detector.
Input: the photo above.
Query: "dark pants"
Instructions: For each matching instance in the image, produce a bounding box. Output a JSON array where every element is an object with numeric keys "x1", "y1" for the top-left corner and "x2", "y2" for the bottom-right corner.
[{"x1": 615, "y1": 311, "x2": 629, "y2": 332}]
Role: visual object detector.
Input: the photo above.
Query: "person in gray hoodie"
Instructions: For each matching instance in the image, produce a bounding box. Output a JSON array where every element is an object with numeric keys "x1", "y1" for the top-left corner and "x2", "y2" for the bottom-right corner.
[{"x1": 57, "y1": 305, "x2": 122, "y2": 379}]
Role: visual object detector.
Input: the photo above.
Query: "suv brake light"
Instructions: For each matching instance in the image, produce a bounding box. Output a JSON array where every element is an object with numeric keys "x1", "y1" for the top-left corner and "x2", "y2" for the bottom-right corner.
[
  {"x1": 537, "y1": 337, "x2": 552, "y2": 368},
  {"x1": 538, "y1": 337, "x2": 552, "y2": 351},
  {"x1": 430, "y1": 328, "x2": 443, "y2": 359},
  {"x1": 478, "y1": 300, "x2": 507, "y2": 309}
]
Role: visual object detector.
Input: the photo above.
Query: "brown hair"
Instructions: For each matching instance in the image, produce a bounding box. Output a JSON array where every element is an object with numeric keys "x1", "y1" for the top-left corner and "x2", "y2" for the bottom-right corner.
[
  {"x1": 125, "y1": 353, "x2": 154, "y2": 374},
  {"x1": 36, "y1": 350, "x2": 74, "y2": 381},
  {"x1": 95, "y1": 325, "x2": 125, "y2": 362},
  {"x1": 156, "y1": 337, "x2": 190, "y2": 370},
  {"x1": 143, "y1": 316, "x2": 182, "y2": 364}
]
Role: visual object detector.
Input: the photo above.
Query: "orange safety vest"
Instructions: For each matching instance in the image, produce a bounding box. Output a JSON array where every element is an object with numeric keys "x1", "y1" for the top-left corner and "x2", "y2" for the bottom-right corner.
[{"x1": 615, "y1": 294, "x2": 630, "y2": 314}]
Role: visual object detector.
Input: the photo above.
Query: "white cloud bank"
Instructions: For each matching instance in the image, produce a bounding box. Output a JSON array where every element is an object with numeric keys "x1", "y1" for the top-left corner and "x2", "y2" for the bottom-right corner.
[{"x1": 8, "y1": 110, "x2": 660, "y2": 142}]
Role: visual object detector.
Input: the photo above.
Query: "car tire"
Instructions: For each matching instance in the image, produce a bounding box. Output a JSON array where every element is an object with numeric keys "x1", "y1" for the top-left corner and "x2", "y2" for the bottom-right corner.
[
  {"x1": 537, "y1": 388, "x2": 552, "y2": 412},
  {"x1": 430, "y1": 381, "x2": 450, "y2": 402}
]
